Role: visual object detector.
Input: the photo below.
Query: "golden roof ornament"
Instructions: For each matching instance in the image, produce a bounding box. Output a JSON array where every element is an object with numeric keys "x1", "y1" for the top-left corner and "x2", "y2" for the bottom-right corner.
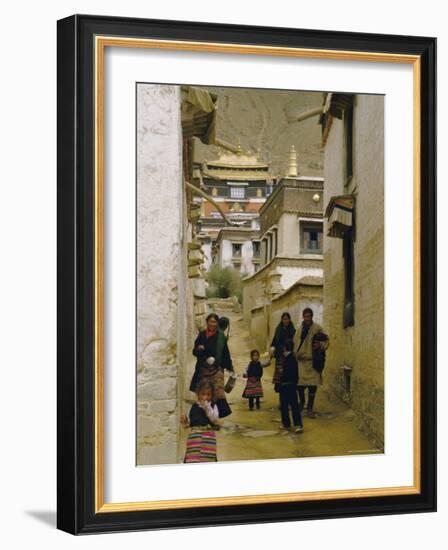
[{"x1": 288, "y1": 145, "x2": 298, "y2": 177}]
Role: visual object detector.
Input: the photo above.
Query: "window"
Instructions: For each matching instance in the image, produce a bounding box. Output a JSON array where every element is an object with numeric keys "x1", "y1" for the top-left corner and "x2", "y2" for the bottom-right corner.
[
  {"x1": 344, "y1": 103, "x2": 354, "y2": 183},
  {"x1": 300, "y1": 223, "x2": 323, "y2": 254},
  {"x1": 261, "y1": 238, "x2": 267, "y2": 264},
  {"x1": 343, "y1": 229, "x2": 355, "y2": 327},
  {"x1": 232, "y1": 243, "x2": 242, "y2": 258},
  {"x1": 252, "y1": 241, "x2": 260, "y2": 258},
  {"x1": 232, "y1": 261, "x2": 241, "y2": 271},
  {"x1": 230, "y1": 187, "x2": 245, "y2": 199},
  {"x1": 342, "y1": 365, "x2": 352, "y2": 393},
  {"x1": 267, "y1": 234, "x2": 272, "y2": 261}
]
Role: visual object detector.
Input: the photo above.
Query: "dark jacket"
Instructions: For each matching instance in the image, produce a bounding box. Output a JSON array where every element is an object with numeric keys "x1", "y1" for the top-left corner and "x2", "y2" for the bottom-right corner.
[
  {"x1": 312, "y1": 332, "x2": 328, "y2": 373},
  {"x1": 281, "y1": 353, "x2": 299, "y2": 385},
  {"x1": 271, "y1": 323, "x2": 296, "y2": 360},
  {"x1": 246, "y1": 361, "x2": 263, "y2": 379},
  {"x1": 189, "y1": 403, "x2": 212, "y2": 427},
  {"x1": 189, "y1": 330, "x2": 233, "y2": 392}
]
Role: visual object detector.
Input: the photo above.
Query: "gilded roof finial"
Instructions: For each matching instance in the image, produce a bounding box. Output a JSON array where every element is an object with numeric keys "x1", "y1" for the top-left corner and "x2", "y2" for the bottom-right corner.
[{"x1": 288, "y1": 145, "x2": 298, "y2": 177}]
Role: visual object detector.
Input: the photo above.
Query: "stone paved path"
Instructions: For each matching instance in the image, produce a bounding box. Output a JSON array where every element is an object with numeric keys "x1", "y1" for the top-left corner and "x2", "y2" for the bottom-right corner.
[{"x1": 214, "y1": 309, "x2": 381, "y2": 462}]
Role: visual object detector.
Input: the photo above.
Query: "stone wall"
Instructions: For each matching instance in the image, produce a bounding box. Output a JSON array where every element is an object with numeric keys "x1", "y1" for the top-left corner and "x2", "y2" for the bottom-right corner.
[
  {"x1": 242, "y1": 266, "x2": 267, "y2": 325},
  {"x1": 271, "y1": 278, "x2": 323, "y2": 329},
  {"x1": 323, "y1": 94, "x2": 384, "y2": 448},
  {"x1": 184, "y1": 241, "x2": 209, "y2": 404},
  {"x1": 249, "y1": 306, "x2": 268, "y2": 351},
  {"x1": 136, "y1": 84, "x2": 186, "y2": 465},
  {"x1": 242, "y1": 256, "x2": 323, "y2": 325}
]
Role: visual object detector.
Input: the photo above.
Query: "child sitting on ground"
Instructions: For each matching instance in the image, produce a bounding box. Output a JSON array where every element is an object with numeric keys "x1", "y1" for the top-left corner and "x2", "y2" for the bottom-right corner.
[
  {"x1": 279, "y1": 340, "x2": 304, "y2": 433},
  {"x1": 181, "y1": 380, "x2": 219, "y2": 463},
  {"x1": 242, "y1": 349, "x2": 271, "y2": 410}
]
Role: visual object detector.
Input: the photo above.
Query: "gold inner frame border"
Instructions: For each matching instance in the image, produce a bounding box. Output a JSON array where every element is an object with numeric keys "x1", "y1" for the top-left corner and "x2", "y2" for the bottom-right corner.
[{"x1": 94, "y1": 35, "x2": 421, "y2": 514}]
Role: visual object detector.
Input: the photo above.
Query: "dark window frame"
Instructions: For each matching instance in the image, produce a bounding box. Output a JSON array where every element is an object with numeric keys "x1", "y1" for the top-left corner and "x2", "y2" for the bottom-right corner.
[
  {"x1": 344, "y1": 102, "x2": 354, "y2": 185},
  {"x1": 232, "y1": 242, "x2": 242, "y2": 258},
  {"x1": 300, "y1": 221, "x2": 323, "y2": 254},
  {"x1": 343, "y1": 228, "x2": 355, "y2": 327}
]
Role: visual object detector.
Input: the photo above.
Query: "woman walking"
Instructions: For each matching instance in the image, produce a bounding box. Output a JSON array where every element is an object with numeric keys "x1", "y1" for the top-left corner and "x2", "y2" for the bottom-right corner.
[
  {"x1": 189, "y1": 313, "x2": 234, "y2": 418},
  {"x1": 294, "y1": 307, "x2": 329, "y2": 418},
  {"x1": 270, "y1": 312, "x2": 296, "y2": 392}
]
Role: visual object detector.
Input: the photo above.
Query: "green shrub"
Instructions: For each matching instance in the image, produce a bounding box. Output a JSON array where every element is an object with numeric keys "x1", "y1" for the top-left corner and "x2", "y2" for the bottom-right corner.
[
  {"x1": 206, "y1": 265, "x2": 242, "y2": 300},
  {"x1": 206, "y1": 285, "x2": 219, "y2": 299}
]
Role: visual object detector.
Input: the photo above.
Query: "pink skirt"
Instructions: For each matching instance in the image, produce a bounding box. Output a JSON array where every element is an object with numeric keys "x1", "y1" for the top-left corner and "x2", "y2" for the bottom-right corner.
[{"x1": 243, "y1": 377, "x2": 263, "y2": 398}]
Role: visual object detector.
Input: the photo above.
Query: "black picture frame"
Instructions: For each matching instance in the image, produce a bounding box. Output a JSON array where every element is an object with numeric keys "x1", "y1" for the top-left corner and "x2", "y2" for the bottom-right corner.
[{"x1": 57, "y1": 14, "x2": 436, "y2": 534}]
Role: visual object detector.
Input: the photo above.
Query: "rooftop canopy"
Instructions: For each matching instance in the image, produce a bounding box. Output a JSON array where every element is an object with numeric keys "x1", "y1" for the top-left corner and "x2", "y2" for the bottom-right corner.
[{"x1": 181, "y1": 86, "x2": 217, "y2": 145}]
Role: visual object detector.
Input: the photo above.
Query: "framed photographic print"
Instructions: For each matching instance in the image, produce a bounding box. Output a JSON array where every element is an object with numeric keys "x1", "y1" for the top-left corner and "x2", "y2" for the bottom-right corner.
[{"x1": 57, "y1": 14, "x2": 436, "y2": 534}]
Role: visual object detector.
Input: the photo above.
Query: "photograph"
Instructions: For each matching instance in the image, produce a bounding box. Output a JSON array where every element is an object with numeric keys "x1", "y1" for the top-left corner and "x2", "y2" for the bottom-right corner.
[{"x1": 136, "y1": 84, "x2": 384, "y2": 466}]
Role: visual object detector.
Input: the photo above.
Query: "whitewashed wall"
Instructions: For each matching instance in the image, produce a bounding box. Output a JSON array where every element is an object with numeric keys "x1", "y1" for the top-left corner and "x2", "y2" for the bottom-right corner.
[
  {"x1": 278, "y1": 265, "x2": 323, "y2": 290},
  {"x1": 219, "y1": 237, "x2": 256, "y2": 275},
  {"x1": 241, "y1": 240, "x2": 255, "y2": 275},
  {"x1": 323, "y1": 95, "x2": 385, "y2": 446},
  {"x1": 136, "y1": 84, "x2": 185, "y2": 465},
  {"x1": 220, "y1": 239, "x2": 233, "y2": 267},
  {"x1": 202, "y1": 240, "x2": 212, "y2": 270}
]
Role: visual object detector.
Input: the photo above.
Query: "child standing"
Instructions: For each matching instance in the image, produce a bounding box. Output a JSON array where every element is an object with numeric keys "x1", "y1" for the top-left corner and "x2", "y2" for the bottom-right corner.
[
  {"x1": 181, "y1": 380, "x2": 219, "y2": 463},
  {"x1": 242, "y1": 350, "x2": 271, "y2": 410},
  {"x1": 279, "y1": 340, "x2": 304, "y2": 433}
]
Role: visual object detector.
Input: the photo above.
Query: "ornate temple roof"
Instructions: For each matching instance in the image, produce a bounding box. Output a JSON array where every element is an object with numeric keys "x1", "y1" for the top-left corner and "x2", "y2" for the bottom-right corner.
[{"x1": 203, "y1": 150, "x2": 273, "y2": 181}]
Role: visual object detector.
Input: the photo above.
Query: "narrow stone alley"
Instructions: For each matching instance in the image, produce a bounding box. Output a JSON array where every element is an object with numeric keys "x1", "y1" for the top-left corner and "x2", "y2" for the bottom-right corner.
[{"x1": 212, "y1": 308, "x2": 381, "y2": 462}]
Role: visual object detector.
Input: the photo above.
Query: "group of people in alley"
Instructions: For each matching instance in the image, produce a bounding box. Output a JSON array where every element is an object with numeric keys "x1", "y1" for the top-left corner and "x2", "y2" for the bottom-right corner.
[{"x1": 182, "y1": 309, "x2": 329, "y2": 463}]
